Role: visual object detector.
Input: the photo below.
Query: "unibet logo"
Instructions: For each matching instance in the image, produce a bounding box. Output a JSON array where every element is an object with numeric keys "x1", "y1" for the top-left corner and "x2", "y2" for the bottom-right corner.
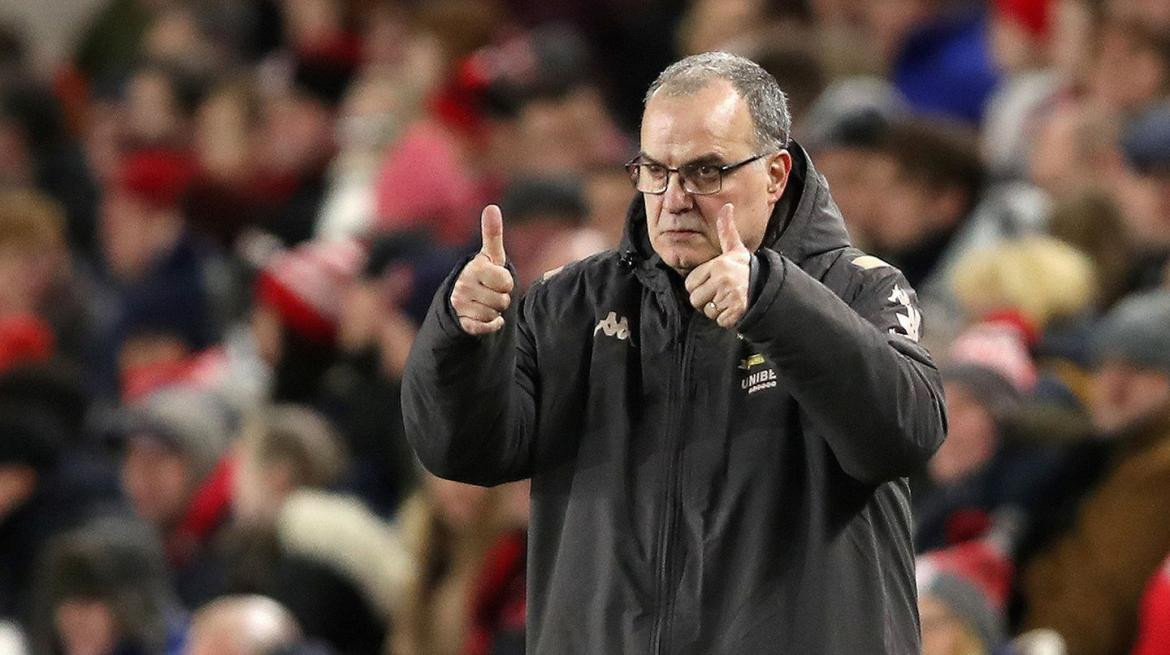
[
  {"x1": 594, "y1": 312, "x2": 632, "y2": 342},
  {"x1": 741, "y1": 368, "x2": 777, "y2": 394}
]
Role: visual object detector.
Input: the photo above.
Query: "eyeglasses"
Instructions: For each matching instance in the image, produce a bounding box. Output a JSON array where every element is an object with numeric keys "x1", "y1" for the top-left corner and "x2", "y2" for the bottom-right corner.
[{"x1": 625, "y1": 153, "x2": 771, "y2": 195}]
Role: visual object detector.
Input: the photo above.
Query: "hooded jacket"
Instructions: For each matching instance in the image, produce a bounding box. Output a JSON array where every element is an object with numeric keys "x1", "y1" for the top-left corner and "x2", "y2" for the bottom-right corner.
[{"x1": 403, "y1": 143, "x2": 947, "y2": 654}]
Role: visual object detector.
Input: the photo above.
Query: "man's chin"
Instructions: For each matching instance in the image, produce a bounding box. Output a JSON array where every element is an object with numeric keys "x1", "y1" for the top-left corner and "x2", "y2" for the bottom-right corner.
[{"x1": 661, "y1": 248, "x2": 715, "y2": 274}]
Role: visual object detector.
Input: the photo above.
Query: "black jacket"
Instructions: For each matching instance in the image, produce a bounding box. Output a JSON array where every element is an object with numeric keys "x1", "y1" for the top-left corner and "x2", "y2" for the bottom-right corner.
[{"x1": 403, "y1": 144, "x2": 947, "y2": 654}]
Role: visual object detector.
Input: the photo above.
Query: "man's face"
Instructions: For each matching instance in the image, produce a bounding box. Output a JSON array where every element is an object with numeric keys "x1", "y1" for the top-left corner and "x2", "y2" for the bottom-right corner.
[
  {"x1": 929, "y1": 381, "x2": 998, "y2": 484},
  {"x1": 121, "y1": 438, "x2": 194, "y2": 529},
  {"x1": 639, "y1": 80, "x2": 788, "y2": 273},
  {"x1": 1091, "y1": 360, "x2": 1170, "y2": 435}
]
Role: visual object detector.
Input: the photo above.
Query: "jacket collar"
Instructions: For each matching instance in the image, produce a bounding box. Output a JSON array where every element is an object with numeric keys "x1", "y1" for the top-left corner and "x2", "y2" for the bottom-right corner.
[{"x1": 618, "y1": 141, "x2": 852, "y2": 287}]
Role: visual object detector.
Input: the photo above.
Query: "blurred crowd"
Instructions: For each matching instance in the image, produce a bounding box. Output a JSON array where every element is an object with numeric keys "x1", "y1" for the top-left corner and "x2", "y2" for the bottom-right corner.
[{"x1": 0, "y1": 0, "x2": 1169, "y2": 654}]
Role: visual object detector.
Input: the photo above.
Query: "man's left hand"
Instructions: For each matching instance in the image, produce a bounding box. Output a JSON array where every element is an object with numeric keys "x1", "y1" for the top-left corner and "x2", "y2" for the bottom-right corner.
[{"x1": 685, "y1": 203, "x2": 751, "y2": 329}]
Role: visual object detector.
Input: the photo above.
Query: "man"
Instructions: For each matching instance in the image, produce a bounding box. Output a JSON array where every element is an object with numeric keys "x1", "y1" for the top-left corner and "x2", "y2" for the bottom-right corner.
[
  {"x1": 403, "y1": 52, "x2": 946, "y2": 653},
  {"x1": 1020, "y1": 290, "x2": 1170, "y2": 655},
  {"x1": 118, "y1": 385, "x2": 236, "y2": 607},
  {"x1": 186, "y1": 595, "x2": 302, "y2": 655}
]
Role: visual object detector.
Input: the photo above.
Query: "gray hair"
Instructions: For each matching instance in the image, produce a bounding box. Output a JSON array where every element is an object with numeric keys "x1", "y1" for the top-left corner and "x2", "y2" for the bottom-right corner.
[{"x1": 645, "y1": 52, "x2": 792, "y2": 150}]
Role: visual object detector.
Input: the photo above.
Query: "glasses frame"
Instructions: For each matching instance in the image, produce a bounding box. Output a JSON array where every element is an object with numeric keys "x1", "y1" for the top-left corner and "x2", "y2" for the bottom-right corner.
[{"x1": 624, "y1": 152, "x2": 774, "y2": 195}]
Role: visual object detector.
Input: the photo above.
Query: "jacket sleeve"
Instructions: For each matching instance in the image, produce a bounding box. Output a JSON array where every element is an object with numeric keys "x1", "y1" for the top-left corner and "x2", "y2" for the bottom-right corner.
[
  {"x1": 737, "y1": 249, "x2": 947, "y2": 484},
  {"x1": 400, "y1": 261, "x2": 538, "y2": 486}
]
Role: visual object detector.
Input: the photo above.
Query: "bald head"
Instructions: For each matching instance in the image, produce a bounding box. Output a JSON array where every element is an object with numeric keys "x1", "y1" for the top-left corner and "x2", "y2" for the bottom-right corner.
[{"x1": 186, "y1": 596, "x2": 301, "y2": 655}]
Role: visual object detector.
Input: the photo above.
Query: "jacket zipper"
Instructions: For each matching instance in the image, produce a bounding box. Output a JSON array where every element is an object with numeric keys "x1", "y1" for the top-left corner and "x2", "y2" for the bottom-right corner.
[{"x1": 651, "y1": 311, "x2": 697, "y2": 654}]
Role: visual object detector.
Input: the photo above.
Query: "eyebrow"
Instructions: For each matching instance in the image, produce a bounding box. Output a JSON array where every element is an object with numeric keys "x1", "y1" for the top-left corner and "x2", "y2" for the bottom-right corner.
[{"x1": 637, "y1": 151, "x2": 728, "y2": 167}]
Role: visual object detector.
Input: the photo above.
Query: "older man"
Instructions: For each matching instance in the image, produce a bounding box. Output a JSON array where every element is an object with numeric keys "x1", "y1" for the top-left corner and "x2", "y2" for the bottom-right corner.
[{"x1": 403, "y1": 52, "x2": 946, "y2": 653}]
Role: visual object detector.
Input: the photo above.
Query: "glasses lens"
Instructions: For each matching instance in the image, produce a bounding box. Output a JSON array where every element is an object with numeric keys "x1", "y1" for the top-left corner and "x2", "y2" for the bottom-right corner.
[
  {"x1": 681, "y1": 163, "x2": 721, "y2": 195},
  {"x1": 633, "y1": 163, "x2": 667, "y2": 193}
]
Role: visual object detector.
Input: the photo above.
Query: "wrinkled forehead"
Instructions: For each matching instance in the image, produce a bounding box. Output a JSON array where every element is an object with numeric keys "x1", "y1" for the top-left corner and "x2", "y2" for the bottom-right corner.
[{"x1": 639, "y1": 81, "x2": 757, "y2": 162}]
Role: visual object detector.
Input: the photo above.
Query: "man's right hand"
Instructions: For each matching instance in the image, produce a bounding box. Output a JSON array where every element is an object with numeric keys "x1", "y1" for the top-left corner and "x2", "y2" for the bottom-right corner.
[{"x1": 452, "y1": 205, "x2": 514, "y2": 335}]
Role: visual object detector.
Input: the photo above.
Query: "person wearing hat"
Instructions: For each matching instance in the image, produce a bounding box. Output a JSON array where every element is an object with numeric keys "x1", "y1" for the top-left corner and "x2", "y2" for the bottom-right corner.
[
  {"x1": 913, "y1": 318, "x2": 1046, "y2": 552},
  {"x1": 252, "y1": 238, "x2": 365, "y2": 406},
  {"x1": 1119, "y1": 101, "x2": 1170, "y2": 292},
  {"x1": 118, "y1": 385, "x2": 236, "y2": 608},
  {"x1": 26, "y1": 516, "x2": 188, "y2": 655},
  {"x1": 1019, "y1": 290, "x2": 1170, "y2": 655}
]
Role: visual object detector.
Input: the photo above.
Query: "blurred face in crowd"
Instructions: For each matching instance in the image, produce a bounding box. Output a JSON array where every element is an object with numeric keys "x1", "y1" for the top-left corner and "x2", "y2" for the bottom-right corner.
[
  {"x1": 121, "y1": 437, "x2": 195, "y2": 529},
  {"x1": 196, "y1": 87, "x2": 256, "y2": 182},
  {"x1": 0, "y1": 465, "x2": 37, "y2": 522},
  {"x1": 1089, "y1": 20, "x2": 1169, "y2": 114},
  {"x1": 0, "y1": 118, "x2": 33, "y2": 188},
  {"x1": 125, "y1": 69, "x2": 184, "y2": 146},
  {"x1": 813, "y1": 147, "x2": 896, "y2": 250},
  {"x1": 872, "y1": 171, "x2": 965, "y2": 253},
  {"x1": 1129, "y1": 170, "x2": 1170, "y2": 249},
  {"x1": 257, "y1": 92, "x2": 334, "y2": 175},
  {"x1": 639, "y1": 79, "x2": 789, "y2": 273},
  {"x1": 55, "y1": 598, "x2": 118, "y2": 655},
  {"x1": 1091, "y1": 360, "x2": 1170, "y2": 435},
  {"x1": 514, "y1": 87, "x2": 620, "y2": 177},
  {"x1": 929, "y1": 381, "x2": 998, "y2": 484},
  {"x1": 0, "y1": 239, "x2": 68, "y2": 316},
  {"x1": 232, "y1": 442, "x2": 296, "y2": 528},
  {"x1": 586, "y1": 166, "x2": 635, "y2": 246},
  {"x1": 506, "y1": 214, "x2": 583, "y2": 287},
  {"x1": 1050, "y1": 0, "x2": 1097, "y2": 83},
  {"x1": 919, "y1": 594, "x2": 986, "y2": 655}
]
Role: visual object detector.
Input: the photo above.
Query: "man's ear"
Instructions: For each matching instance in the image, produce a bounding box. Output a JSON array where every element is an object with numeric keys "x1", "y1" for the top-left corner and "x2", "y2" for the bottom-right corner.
[{"x1": 767, "y1": 150, "x2": 793, "y2": 204}]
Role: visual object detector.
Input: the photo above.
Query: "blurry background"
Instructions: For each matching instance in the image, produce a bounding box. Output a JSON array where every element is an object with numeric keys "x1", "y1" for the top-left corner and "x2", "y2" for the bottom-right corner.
[{"x1": 0, "y1": 1, "x2": 1169, "y2": 654}]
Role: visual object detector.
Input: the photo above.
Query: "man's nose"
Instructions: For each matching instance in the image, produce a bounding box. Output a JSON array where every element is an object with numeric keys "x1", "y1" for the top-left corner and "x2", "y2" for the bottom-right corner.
[{"x1": 662, "y1": 171, "x2": 693, "y2": 213}]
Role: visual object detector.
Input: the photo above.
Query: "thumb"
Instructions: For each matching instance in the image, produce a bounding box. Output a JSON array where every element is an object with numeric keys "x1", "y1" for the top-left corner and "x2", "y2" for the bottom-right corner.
[
  {"x1": 480, "y1": 204, "x2": 506, "y2": 265},
  {"x1": 716, "y1": 203, "x2": 742, "y2": 254}
]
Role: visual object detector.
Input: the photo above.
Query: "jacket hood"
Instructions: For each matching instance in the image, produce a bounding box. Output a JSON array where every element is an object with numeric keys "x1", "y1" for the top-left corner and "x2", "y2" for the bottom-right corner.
[{"x1": 618, "y1": 141, "x2": 852, "y2": 275}]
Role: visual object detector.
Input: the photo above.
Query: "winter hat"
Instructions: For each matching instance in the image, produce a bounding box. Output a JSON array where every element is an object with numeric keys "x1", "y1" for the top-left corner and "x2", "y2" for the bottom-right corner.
[
  {"x1": 801, "y1": 76, "x2": 909, "y2": 152},
  {"x1": 119, "y1": 386, "x2": 234, "y2": 480},
  {"x1": 946, "y1": 314, "x2": 1038, "y2": 404},
  {"x1": 1093, "y1": 290, "x2": 1170, "y2": 374},
  {"x1": 256, "y1": 239, "x2": 366, "y2": 345},
  {"x1": 994, "y1": 0, "x2": 1052, "y2": 38},
  {"x1": 917, "y1": 537, "x2": 1014, "y2": 652},
  {"x1": 1121, "y1": 102, "x2": 1170, "y2": 174}
]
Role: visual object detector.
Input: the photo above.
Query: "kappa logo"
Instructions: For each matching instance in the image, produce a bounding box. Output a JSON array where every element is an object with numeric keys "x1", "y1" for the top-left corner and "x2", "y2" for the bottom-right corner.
[
  {"x1": 594, "y1": 311, "x2": 633, "y2": 343},
  {"x1": 887, "y1": 284, "x2": 921, "y2": 342}
]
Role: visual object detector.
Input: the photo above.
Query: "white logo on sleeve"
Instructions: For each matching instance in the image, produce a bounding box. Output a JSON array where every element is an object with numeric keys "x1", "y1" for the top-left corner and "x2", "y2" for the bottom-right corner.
[
  {"x1": 594, "y1": 312, "x2": 633, "y2": 342},
  {"x1": 887, "y1": 285, "x2": 921, "y2": 342}
]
